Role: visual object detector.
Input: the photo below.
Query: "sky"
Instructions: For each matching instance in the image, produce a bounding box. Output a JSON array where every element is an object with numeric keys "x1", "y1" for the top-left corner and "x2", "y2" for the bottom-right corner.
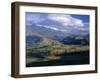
[{"x1": 25, "y1": 12, "x2": 90, "y2": 35}]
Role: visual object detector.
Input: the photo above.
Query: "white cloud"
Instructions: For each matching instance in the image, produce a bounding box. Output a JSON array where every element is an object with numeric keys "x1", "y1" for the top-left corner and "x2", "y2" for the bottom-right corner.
[
  {"x1": 48, "y1": 14, "x2": 84, "y2": 27},
  {"x1": 76, "y1": 23, "x2": 89, "y2": 31},
  {"x1": 37, "y1": 24, "x2": 67, "y2": 32},
  {"x1": 37, "y1": 24, "x2": 60, "y2": 31}
]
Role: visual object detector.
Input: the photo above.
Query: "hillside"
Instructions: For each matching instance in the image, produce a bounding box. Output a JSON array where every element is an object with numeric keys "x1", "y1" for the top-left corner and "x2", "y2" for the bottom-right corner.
[
  {"x1": 26, "y1": 36, "x2": 89, "y2": 65},
  {"x1": 26, "y1": 24, "x2": 67, "y2": 41}
]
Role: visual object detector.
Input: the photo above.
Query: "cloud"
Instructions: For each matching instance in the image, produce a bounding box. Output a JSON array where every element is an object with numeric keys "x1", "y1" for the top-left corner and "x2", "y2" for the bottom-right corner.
[
  {"x1": 36, "y1": 14, "x2": 89, "y2": 32},
  {"x1": 37, "y1": 24, "x2": 66, "y2": 31},
  {"x1": 48, "y1": 14, "x2": 84, "y2": 27},
  {"x1": 26, "y1": 13, "x2": 89, "y2": 35},
  {"x1": 76, "y1": 23, "x2": 89, "y2": 31}
]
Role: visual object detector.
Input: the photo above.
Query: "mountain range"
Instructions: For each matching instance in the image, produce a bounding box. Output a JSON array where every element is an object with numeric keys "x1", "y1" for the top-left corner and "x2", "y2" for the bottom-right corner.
[
  {"x1": 26, "y1": 24, "x2": 89, "y2": 45},
  {"x1": 26, "y1": 23, "x2": 89, "y2": 66}
]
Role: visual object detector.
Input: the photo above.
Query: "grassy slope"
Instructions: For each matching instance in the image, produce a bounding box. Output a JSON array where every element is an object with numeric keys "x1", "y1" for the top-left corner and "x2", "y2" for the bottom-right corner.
[{"x1": 26, "y1": 37, "x2": 89, "y2": 64}]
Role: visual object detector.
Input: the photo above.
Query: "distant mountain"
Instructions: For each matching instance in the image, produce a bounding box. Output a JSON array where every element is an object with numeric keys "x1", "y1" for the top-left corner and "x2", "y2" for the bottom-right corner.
[
  {"x1": 26, "y1": 24, "x2": 89, "y2": 45},
  {"x1": 26, "y1": 24, "x2": 67, "y2": 41},
  {"x1": 61, "y1": 35, "x2": 89, "y2": 45}
]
